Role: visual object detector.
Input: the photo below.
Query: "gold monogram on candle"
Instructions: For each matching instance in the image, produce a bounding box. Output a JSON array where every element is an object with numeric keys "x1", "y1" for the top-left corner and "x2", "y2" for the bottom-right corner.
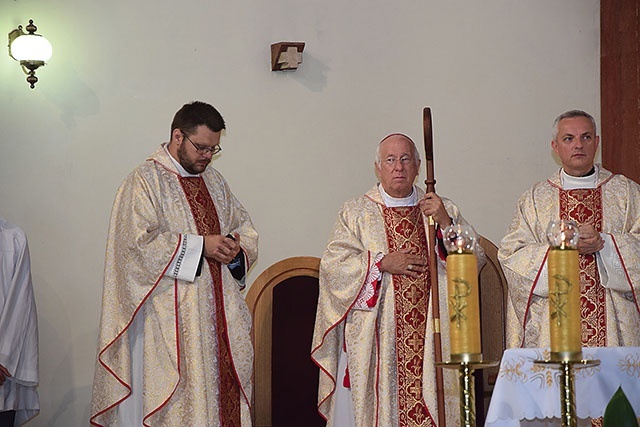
[
  {"x1": 443, "y1": 224, "x2": 482, "y2": 363},
  {"x1": 546, "y1": 220, "x2": 582, "y2": 362}
]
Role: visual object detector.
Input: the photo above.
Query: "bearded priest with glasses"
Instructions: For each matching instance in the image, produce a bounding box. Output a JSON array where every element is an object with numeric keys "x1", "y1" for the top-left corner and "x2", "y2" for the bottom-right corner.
[{"x1": 90, "y1": 101, "x2": 258, "y2": 427}]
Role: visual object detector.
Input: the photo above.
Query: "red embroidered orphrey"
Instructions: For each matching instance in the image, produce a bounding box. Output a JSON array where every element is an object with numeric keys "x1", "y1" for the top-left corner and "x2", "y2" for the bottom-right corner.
[
  {"x1": 559, "y1": 187, "x2": 607, "y2": 347},
  {"x1": 383, "y1": 206, "x2": 436, "y2": 427},
  {"x1": 180, "y1": 176, "x2": 242, "y2": 427}
]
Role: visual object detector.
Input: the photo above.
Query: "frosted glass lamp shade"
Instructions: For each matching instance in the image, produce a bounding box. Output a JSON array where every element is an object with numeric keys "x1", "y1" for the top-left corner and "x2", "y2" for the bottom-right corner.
[
  {"x1": 10, "y1": 33, "x2": 52, "y2": 62},
  {"x1": 8, "y1": 19, "x2": 52, "y2": 88}
]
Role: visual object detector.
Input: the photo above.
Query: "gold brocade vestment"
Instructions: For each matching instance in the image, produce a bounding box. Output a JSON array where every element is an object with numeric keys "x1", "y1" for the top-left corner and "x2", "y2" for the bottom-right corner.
[
  {"x1": 499, "y1": 167, "x2": 640, "y2": 351},
  {"x1": 312, "y1": 185, "x2": 485, "y2": 427},
  {"x1": 90, "y1": 145, "x2": 257, "y2": 427}
]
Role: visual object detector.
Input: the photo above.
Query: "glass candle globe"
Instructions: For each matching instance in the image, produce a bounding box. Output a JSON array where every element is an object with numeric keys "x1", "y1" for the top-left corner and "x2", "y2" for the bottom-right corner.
[
  {"x1": 443, "y1": 223, "x2": 477, "y2": 254},
  {"x1": 546, "y1": 220, "x2": 579, "y2": 249}
]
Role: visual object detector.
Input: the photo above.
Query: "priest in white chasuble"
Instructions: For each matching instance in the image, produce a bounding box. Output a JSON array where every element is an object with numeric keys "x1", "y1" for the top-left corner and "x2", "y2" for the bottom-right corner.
[
  {"x1": 90, "y1": 101, "x2": 258, "y2": 427},
  {"x1": 499, "y1": 109, "x2": 640, "y2": 351},
  {"x1": 311, "y1": 133, "x2": 485, "y2": 427}
]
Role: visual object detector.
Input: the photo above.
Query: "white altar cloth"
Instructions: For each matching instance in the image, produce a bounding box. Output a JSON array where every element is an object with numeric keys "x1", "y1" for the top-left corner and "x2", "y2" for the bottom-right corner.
[{"x1": 484, "y1": 347, "x2": 640, "y2": 427}]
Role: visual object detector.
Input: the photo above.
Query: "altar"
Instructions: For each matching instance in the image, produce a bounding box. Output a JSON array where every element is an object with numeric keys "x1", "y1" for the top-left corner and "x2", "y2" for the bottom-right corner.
[{"x1": 484, "y1": 346, "x2": 640, "y2": 426}]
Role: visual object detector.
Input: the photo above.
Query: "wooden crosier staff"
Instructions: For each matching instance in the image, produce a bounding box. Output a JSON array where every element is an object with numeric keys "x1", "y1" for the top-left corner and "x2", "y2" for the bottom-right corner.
[{"x1": 423, "y1": 107, "x2": 446, "y2": 427}]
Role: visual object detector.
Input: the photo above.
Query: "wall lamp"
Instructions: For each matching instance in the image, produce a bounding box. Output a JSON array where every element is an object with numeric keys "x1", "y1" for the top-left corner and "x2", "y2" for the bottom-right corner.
[{"x1": 8, "y1": 19, "x2": 52, "y2": 89}]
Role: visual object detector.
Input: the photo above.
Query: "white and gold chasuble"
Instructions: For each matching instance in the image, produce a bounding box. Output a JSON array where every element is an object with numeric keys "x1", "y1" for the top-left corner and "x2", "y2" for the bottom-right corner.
[
  {"x1": 312, "y1": 185, "x2": 484, "y2": 427},
  {"x1": 90, "y1": 146, "x2": 257, "y2": 426},
  {"x1": 499, "y1": 166, "x2": 640, "y2": 350}
]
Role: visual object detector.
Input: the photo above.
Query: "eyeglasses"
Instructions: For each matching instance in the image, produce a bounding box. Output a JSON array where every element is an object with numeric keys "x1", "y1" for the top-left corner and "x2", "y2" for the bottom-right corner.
[
  {"x1": 181, "y1": 132, "x2": 222, "y2": 155},
  {"x1": 382, "y1": 155, "x2": 413, "y2": 167}
]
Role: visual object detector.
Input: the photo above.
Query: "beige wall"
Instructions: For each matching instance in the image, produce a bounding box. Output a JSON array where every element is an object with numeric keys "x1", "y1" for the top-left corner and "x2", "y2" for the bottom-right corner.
[{"x1": 0, "y1": 1, "x2": 599, "y2": 425}]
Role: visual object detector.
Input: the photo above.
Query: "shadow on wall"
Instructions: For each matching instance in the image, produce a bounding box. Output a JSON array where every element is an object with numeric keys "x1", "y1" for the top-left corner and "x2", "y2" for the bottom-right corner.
[
  {"x1": 32, "y1": 270, "x2": 91, "y2": 427},
  {"x1": 43, "y1": 63, "x2": 101, "y2": 129}
]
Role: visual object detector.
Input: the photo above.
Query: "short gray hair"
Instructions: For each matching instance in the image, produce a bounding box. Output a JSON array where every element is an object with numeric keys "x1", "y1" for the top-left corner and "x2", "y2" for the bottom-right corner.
[
  {"x1": 375, "y1": 133, "x2": 421, "y2": 166},
  {"x1": 552, "y1": 110, "x2": 597, "y2": 141}
]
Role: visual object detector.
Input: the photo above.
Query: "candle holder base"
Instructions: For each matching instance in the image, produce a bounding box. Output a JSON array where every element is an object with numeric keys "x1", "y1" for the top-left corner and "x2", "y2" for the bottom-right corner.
[
  {"x1": 533, "y1": 358, "x2": 601, "y2": 427},
  {"x1": 437, "y1": 359, "x2": 499, "y2": 427},
  {"x1": 534, "y1": 358, "x2": 600, "y2": 369},
  {"x1": 437, "y1": 360, "x2": 500, "y2": 370},
  {"x1": 549, "y1": 350, "x2": 584, "y2": 363},
  {"x1": 450, "y1": 353, "x2": 483, "y2": 363}
]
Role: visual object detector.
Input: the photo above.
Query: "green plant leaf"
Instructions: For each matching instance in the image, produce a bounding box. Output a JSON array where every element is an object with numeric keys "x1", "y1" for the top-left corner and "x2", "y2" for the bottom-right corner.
[{"x1": 603, "y1": 386, "x2": 639, "y2": 427}]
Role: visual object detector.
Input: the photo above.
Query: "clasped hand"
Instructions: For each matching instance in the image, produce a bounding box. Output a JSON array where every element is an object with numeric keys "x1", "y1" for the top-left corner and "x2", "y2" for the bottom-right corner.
[
  {"x1": 577, "y1": 223, "x2": 604, "y2": 255},
  {"x1": 204, "y1": 233, "x2": 241, "y2": 264}
]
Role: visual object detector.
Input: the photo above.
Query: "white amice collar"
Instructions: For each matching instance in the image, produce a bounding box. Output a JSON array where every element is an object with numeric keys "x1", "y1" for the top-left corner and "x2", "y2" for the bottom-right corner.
[
  {"x1": 561, "y1": 165, "x2": 598, "y2": 190},
  {"x1": 378, "y1": 184, "x2": 418, "y2": 207}
]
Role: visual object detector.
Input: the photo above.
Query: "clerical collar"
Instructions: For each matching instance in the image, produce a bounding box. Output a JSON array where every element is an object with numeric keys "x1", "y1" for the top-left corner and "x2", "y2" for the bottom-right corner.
[
  {"x1": 378, "y1": 184, "x2": 418, "y2": 207},
  {"x1": 560, "y1": 165, "x2": 598, "y2": 190},
  {"x1": 163, "y1": 143, "x2": 200, "y2": 177}
]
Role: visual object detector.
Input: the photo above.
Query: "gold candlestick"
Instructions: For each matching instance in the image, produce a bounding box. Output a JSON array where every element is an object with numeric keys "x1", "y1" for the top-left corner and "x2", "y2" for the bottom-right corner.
[
  {"x1": 546, "y1": 220, "x2": 582, "y2": 361},
  {"x1": 443, "y1": 223, "x2": 481, "y2": 363},
  {"x1": 534, "y1": 359, "x2": 601, "y2": 427},
  {"x1": 548, "y1": 247, "x2": 581, "y2": 360},
  {"x1": 446, "y1": 252, "x2": 481, "y2": 362},
  {"x1": 439, "y1": 224, "x2": 499, "y2": 427},
  {"x1": 535, "y1": 220, "x2": 600, "y2": 427},
  {"x1": 437, "y1": 360, "x2": 499, "y2": 427}
]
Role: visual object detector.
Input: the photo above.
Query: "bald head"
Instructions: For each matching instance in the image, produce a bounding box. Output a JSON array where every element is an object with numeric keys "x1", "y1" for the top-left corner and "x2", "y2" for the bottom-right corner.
[{"x1": 375, "y1": 133, "x2": 421, "y2": 198}]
